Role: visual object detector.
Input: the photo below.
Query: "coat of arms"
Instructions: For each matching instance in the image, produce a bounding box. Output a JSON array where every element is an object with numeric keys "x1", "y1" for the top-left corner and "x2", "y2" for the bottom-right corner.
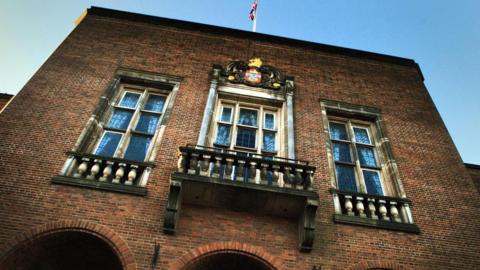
[{"x1": 225, "y1": 58, "x2": 284, "y2": 89}]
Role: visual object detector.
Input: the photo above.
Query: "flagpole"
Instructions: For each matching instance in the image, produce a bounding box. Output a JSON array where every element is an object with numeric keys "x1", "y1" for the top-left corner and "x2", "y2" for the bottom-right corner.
[{"x1": 252, "y1": 0, "x2": 258, "y2": 32}]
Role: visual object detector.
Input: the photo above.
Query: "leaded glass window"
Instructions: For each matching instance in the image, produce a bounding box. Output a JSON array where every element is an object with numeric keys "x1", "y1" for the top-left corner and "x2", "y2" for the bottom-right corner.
[
  {"x1": 213, "y1": 101, "x2": 279, "y2": 155},
  {"x1": 94, "y1": 87, "x2": 168, "y2": 162},
  {"x1": 329, "y1": 119, "x2": 383, "y2": 195}
]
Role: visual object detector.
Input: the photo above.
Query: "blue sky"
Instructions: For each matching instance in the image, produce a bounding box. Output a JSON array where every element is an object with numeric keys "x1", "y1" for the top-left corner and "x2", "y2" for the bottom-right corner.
[{"x1": 1, "y1": 0, "x2": 479, "y2": 164}]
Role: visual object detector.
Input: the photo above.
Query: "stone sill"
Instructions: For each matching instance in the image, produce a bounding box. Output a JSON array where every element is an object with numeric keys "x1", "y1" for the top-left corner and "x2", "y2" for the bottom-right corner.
[
  {"x1": 51, "y1": 175, "x2": 147, "y2": 196},
  {"x1": 334, "y1": 214, "x2": 420, "y2": 233}
]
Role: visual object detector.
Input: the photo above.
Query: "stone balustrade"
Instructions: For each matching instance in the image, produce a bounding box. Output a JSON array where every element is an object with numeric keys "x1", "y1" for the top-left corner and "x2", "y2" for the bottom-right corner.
[
  {"x1": 332, "y1": 189, "x2": 415, "y2": 225},
  {"x1": 60, "y1": 152, "x2": 153, "y2": 187},
  {"x1": 177, "y1": 145, "x2": 316, "y2": 190}
]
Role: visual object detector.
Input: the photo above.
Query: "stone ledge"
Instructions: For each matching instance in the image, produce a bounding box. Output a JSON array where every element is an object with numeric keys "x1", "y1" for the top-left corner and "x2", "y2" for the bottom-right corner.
[
  {"x1": 334, "y1": 214, "x2": 420, "y2": 233},
  {"x1": 51, "y1": 175, "x2": 147, "y2": 196}
]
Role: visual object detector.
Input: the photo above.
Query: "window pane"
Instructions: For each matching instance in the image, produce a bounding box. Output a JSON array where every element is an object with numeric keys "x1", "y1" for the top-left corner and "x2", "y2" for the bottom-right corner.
[
  {"x1": 144, "y1": 95, "x2": 166, "y2": 112},
  {"x1": 363, "y1": 170, "x2": 383, "y2": 195},
  {"x1": 354, "y1": 127, "x2": 371, "y2": 144},
  {"x1": 220, "y1": 107, "x2": 232, "y2": 122},
  {"x1": 336, "y1": 165, "x2": 357, "y2": 192},
  {"x1": 215, "y1": 124, "x2": 231, "y2": 145},
  {"x1": 330, "y1": 122, "x2": 348, "y2": 140},
  {"x1": 107, "y1": 110, "x2": 133, "y2": 130},
  {"x1": 136, "y1": 113, "x2": 160, "y2": 134},
  {"x1": 95, "y1": 132, "x2": 122, "y2": 157},
  {"x1": 119, "y1": 92, "x2": 141, "y2": 108},
  {"x1": 264, "y1": 113, "x2": 275, "y2": 129},
  {"x1": 357, "y1": 146, "x2": 377, "y2": 167},
  {"x1": 238, "y1": 108, "x2": 258, "y2": 126},
  {"x1": 333, "y1": 142, "x2": 351, "y2": 162},
  {"x1": 263, "y1": 131, "x2": 276, "y2": 152},
  {"x1": 236, "y1": 128, "x2": 256, "y2": 148},
  {"x1": 124, "y1": 135, "x2": 151, "y2": 161}
]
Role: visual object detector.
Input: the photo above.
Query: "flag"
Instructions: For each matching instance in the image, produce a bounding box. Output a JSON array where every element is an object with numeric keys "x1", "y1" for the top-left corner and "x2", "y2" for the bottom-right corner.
[{"x1": 249, "y1": 0, "x2": 258, "y2": 21}]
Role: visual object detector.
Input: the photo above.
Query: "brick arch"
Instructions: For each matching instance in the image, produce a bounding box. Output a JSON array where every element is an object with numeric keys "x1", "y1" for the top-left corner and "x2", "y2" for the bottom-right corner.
[
  {"x1": 347, "y1": 260, "x2": 408, "y2": 270},
  {"x1": 170, "y1": 241, "x2": 285, "y2": 270},
  {"x1": 0, "y1": 219, "x2": 136, "y2": 270}
]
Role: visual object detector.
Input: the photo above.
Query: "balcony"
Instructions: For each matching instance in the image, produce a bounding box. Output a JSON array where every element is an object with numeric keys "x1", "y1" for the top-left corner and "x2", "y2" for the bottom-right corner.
[
  {"x1": 164, "y1": 145, "x2": 319, "y2": 251},
  {"x1": 332, "y1": 189, "x2": 419, "y2": 233},
  {"x1": 51, "y1": 151, "x2": 153, "y2": 196}
]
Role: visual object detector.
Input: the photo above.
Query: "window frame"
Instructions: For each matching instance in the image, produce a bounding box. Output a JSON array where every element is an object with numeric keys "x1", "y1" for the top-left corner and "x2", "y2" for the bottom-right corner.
[
  {"x1": 328, "y1": 116, "x2": 386, "y2": 196},
  {"x1": 211, "y1": 99, "x2": 282, "y2": 156},
  {"x1": 92, "y1": 84, "x2": 170, "y2": 162}
]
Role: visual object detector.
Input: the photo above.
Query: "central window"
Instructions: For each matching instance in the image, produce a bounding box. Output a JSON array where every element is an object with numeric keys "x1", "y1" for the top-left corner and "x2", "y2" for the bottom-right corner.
[
  {"x1": 213, "y1": 100, "x2": 280, "y2": 154},
  {"x1": 94, "y1": 85, "x2": 168, "y2": 162}
]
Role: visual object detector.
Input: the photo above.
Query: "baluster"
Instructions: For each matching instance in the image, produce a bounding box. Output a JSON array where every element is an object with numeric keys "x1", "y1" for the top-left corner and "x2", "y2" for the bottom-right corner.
[
  {"x1": 283, "y1": 167, "x2": 292, "y2": 187},
  {"x1": 99, "y1": 161, "x2": 114, "y2": 182},
  {"x1": 113, "y1": 163, "x2": 126, "y2": 184},
  {"x1": 236, "y1": 160, "x2": 245, "y2": 181},
  {"x1": 272, "y1": 165, "x2": 280, "y2": 187},
  {"x1": 260, "y1": 163, "x2": 269, "y2": 185},
  {"x1": 224, "y1": 158, "x2": 234, "y2": 180},
  {"x1": 248, "y1": 161, "x2": 258, "y2": 183},
  {"x1": 73, "y1": 158, "x2": 90, "y2": 178},
  {"x1": 294, "y1": 168, "x2": 303, "y2": 189},
  {"x1": 378, "y1": 199, "x2": 389, "y2": 221},
  {"x1": 304, "y1": 170, "x2": 313, "y2": 190},
  {"x1": 125, "y1": 165, "x2": 138, "y2": 186},
  {"x1": 402, "y1": 202, "x2": 414, "y2": 224},
  {"x1": 177, "y1": 151, "x2": 188, "y2": 173},
  {"x1": 199, "y1": 154, "x2": 211, "y2": 176},
  {"x1": 188, "y1": 153, "x2": 199, "y2": 175},
  {"x1": 211, "y1": 156, "x2": 222, "y2": 178},
  {"x1": 367, "y1": 198, "x2": 378, "y2": 220},
  {"x1": 333, "y1": 193, "x2": 342, "y2": 214},
  {"x1": 344, "y1": 195, "x2": 354, "y2": 216},
  {"x1": 356, "y1": 196, "x2": 366, "y2": 217},
  {"x1": 87, "y1": 159, "x2": 102, "y2": 180},
  {"x1": 390, "y1": 201, "x2": 402, "y2": 222},
  {"x1": 138, "y1": 166, "x2": 151, "y2": 187}
]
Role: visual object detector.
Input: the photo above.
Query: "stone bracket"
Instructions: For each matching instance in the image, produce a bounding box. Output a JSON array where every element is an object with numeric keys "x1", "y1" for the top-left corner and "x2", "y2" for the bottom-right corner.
[
  {"x1": 163, "y1": 179, "x2": 182, "y2": 235},
  {"x1": 299, "y1": 198, "x2": 318, "y2": 252}
]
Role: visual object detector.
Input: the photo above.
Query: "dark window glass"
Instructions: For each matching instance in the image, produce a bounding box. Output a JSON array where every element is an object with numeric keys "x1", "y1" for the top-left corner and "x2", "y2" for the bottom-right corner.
[
  {"x1": 238, "y1": 108, "x2": 258, "y2": 126},
  {"x1": 263, "y1": 131, "x2": 276, "y2": 152},
  {"x1": 220, "y1": 107, "x2": 232, "y2": 122},
  {"x1": 136, "y1": 114, "x2": 160, "y2": 134},
  {"x1": 333, "y1": 142, "x2": 352, "y2": 162},
  {"x1": 215, "y1": 124, "x2": 231, "y2": 145},
  {"x1": 357, "y1": 146, "x2": 377, "y2": 167},
  {"x1": 363, "y1": 170, "x2": 383, "y2": 195},
  {"x1": 124, "y1": 135, "x2": 151, "y2": 161},
  {"x1": 144, "y1": 95, "x2": 165, "y2": 112},
  {"x1": 236, "y1": 128, "x2": 256, "y2": 148},
  {"x1": 354, "y1": 127, "x2": 370, "y2": 144},
  {"x1": 336, "y1": 165, "x2": 357, "y2": 192},
  {"x1": 107, "y1": 110, "x2": 133, "y2": 130},
  {"x1": 95, "y1": 132, "x2": 122, "y2": 157},
  {"x1": 119, "y1": 92, "x2": 141, "y2": 108},
  {"x1": 330, "y1": 122, "x2": 348, "y2": 140},
  {"x1": 264, "y1": 114, "x2": 275, "y2": 129}
]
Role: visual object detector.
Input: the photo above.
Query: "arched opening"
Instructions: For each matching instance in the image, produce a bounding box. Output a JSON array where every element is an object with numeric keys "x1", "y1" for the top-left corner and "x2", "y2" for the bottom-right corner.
[
  {"x1": 1, "y1": 231, "x2": 123, "y2": 270},
  {"x1": 184, "y1": 251, "x2": 274, "y2": 270}
]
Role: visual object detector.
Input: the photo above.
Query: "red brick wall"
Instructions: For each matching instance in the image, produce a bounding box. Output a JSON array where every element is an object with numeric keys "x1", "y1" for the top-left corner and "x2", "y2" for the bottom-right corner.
[
  {"x1": 0, "y1": 94, "x2": 13, "y2": 112},
  {"x1": 0, "y1": 13, "x2": 479, "y2": 270},
  {"x1": 466, "y1": 165, "x2": 480, "y2": 194}
]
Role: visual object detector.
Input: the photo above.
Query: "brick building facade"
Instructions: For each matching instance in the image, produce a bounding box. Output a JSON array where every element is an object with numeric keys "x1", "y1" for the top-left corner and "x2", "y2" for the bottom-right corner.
[{"x1": 0, "y1": 7, "x2": 479, "y2": 270}]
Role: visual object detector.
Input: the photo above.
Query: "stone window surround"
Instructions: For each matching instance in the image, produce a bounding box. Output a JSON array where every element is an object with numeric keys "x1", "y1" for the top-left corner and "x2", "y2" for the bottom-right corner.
[
  {"x1": 320, "y1": 99, "x2": 407, "y2": 198},
  {"x1": 52, "y1": 68, "x2": 182, "y2": 195},
  {"x1": 197, "y1": 65, "x2": 296, "y2": 160}
]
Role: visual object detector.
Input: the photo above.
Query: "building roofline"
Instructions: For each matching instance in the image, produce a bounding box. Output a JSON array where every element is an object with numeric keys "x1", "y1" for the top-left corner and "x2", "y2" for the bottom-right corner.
[
  {"x1": 0, "y1": 93, "x2": 14, "y2": 98},
  {"x1": 86, "y1": 6, "x2": 424, "y2": 80},
  {"x1": 465, "y1": 163, "x2": 480, "y2": 170}
]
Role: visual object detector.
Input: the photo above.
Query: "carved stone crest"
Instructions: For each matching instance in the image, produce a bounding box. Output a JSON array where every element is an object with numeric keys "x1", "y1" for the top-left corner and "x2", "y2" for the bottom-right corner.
[{"x1": 225, "y1": 58, "x2": 285, "y2": 89}]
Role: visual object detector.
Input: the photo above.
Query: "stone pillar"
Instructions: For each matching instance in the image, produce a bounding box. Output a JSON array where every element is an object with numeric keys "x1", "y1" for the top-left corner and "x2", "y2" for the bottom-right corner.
[
  {"x1": 285, "y1": 77, "x2": 295, "y2": 160},
  {"x1": 197, "y1": 65, "x2": 222, "y2": 146}
]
